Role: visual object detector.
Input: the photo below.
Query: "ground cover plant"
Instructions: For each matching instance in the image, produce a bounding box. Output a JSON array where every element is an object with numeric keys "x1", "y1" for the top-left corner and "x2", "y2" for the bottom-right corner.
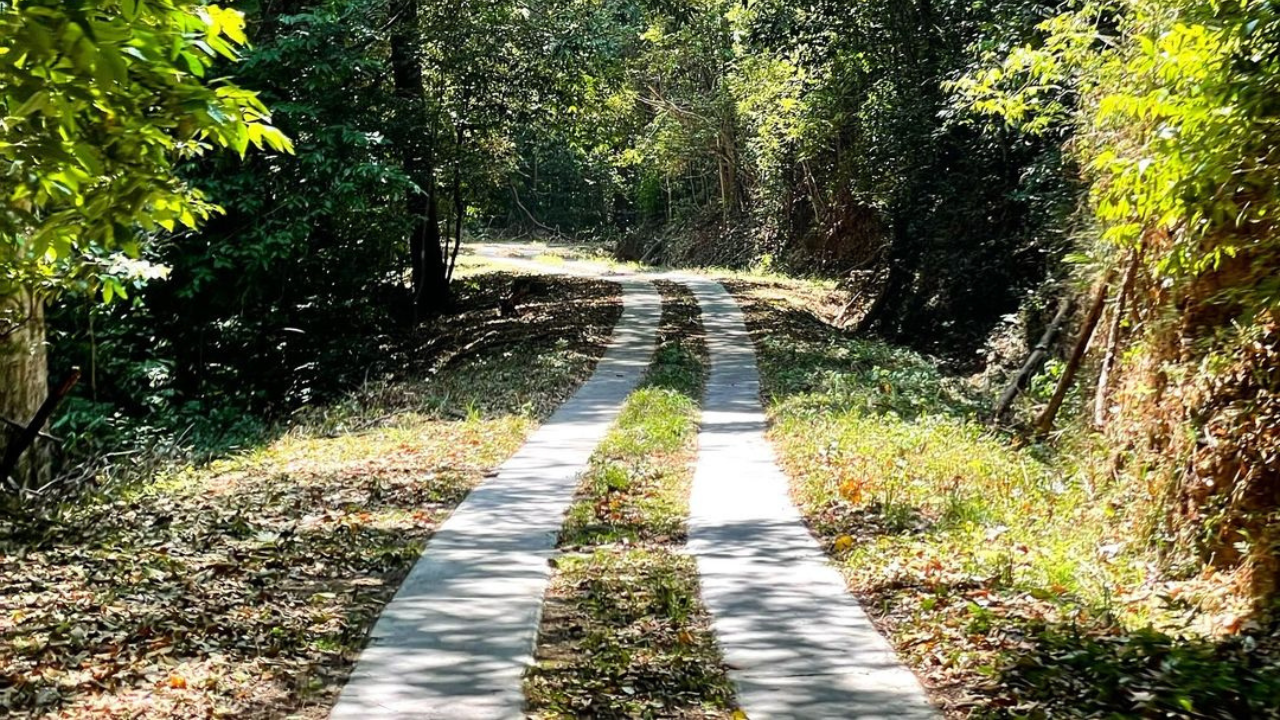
[
  {"x1": 728, "y1": 279, "x2": 1280, "y2": 718},
  {"x1": 0, "y1": 271, "x2": 619, "y2": 718},
  {"x1": 526, "y1": 282, "x2": 738, "y2": 719}
]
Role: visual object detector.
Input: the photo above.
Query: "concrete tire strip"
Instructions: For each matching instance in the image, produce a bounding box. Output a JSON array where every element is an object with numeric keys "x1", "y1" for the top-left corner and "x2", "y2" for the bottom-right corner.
[
  {"x1": 683, "y1": 277, "x2": 936, "y2": 719},
  {"x1": 332, "y1": 246, "x2": 935, "y2": 718},
  {"x1": 330, "y1": 277, "x2": 661, "y2": 719}
]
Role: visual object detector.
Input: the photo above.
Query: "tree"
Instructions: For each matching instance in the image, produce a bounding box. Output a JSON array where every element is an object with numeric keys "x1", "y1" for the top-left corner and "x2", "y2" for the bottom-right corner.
[
  {"x1": 135, "y1": 0, "x2": 415, "y2": 409},
  {"x1": 960, "y1": 0, "x2": 1280, "y2": 601},
  {"x1": 0, "y1": 0, "x2": 289, "y2": 489},
  {"x1": 494, "y1": 0, "x2": 1076, "y2": 348}
]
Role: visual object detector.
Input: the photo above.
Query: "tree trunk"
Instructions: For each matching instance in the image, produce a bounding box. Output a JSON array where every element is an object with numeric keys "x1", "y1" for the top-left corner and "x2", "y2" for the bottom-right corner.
[
  {"x1": 1035, "y1": 269, "x2": 1116, "y2": 435},
  {"x1": 1094, "y1": 249, "x2": 1140, "y2": 428},
  {"x1": 446, "y1": 122, "x2": 465, "y2": 283},
  {"x1": 0, "y1": 288, "x2": 50, "y2": 490},
  {"x1": 856, "y1": 220, "x2": 919, "y2": 339},
  {"x1": 716, "y1": 151, "x2": 728, "y2": 223},
  {"x1": 390, "y1": 0, "x2": 448, "y2": 316},
  {"x1": 419, "y1": 169, "x2": 448, "y2": 310},
  {"x1": 856, "y1": 262, "x2": 907, "y2": 336}
]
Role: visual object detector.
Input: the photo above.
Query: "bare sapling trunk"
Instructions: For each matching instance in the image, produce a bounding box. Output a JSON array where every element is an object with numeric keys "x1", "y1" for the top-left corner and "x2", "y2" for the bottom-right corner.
[
  {"x1": 1093, "y1": 249, "x2": 1141, "y2": 428},
  {"x1": 994, "y1": 296, "x2": 1073, "y2": 421},
  {"x1": 716, "y1": 119, "x2": 740, "y2": 221},
  {"x1": 1035, "y1": 268, "x2": 1117, "y2": 435},
  {"x1": 0, "y1": 288, "x2": 50, "y2": 490}
]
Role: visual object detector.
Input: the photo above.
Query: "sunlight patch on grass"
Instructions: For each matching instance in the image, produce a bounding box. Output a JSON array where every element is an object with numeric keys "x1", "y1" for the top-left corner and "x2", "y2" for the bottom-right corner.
[
  {"x1": 560, "y1": 387, "x2": 696, "y2": 547},
  {"x1": 558, "y1": 281, "x2": 705, "y2": 548},
  {"x1": 729, "y1": 279, "x2": 1280, "y2": 717},
  {"x1": 532, "y1": 253, "x2": 568, "y2": 266}
]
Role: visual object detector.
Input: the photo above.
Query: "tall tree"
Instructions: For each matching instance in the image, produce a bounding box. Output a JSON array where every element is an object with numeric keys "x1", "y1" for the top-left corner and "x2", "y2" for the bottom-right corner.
[
  {"x1": 390, "y1": 0, "x2": 448, "y2": 313},
  {"x1": 0, "y1": 0, "x2": 289, "y2": 488}
]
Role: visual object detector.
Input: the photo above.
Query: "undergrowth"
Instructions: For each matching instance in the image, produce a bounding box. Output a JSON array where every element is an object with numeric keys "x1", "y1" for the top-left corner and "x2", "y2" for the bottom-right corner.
[{"x1": 728, "y1": 279, "x2": 1280, "y2": 718}]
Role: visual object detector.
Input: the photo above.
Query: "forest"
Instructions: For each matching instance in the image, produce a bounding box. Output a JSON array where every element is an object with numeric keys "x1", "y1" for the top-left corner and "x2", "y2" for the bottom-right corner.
[{"x1": 2, "y1": 0, "x2": 1278, "y2": 717}]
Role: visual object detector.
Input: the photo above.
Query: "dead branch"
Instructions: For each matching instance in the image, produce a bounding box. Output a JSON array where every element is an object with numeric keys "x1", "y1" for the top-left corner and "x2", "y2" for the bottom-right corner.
[
  {"x1": 1, "y1": 369, "x2": 81, "y2": 487},
  {"x1": 994, "y1": 297, "x2": 1073, "y2": 421},
  {"x1": 1035, "y1": 269, "x2": 1117, "y2": 435},
  {"x1": 1093, "y1": 248, "x2": 1141, "y2": 428}
]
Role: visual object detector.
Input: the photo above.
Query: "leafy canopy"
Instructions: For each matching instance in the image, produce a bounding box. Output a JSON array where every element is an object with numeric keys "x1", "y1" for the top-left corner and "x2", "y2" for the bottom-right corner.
[
  {"x1": 0, "y1": 0, "x2": 291, "y2": 301},
  {"x1": 957, "y1": 0, "x2": 1280, "y2": 309}
]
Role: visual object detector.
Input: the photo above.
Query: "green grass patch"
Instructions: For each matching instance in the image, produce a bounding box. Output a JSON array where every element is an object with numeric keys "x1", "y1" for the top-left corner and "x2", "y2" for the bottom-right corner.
[
  {"x1": 558, "y1": 281, "x2": 706, "y2": 548},
  {"x1": 0, "y1": 273, "x2": 620, "y2": 719},
  {"x1": 525, "y1": 549, "x2": 737, "y2": 719},
  {"x1": 527, "y1": 281, "x2": 738, "y2": 718},
  {"x1": 728, "y1": 279, "x2": 1280, "y2": 718}
]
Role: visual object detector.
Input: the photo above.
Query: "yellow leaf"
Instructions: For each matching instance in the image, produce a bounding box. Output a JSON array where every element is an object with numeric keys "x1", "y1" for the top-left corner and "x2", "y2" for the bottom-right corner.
[{"x1": 834, "y1": 535, "x2": 855, "y2": 552}]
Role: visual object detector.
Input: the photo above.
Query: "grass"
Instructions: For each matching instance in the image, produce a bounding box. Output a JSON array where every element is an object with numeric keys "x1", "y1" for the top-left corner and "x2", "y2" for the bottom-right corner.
[
  {"x1": 557, "y1": 282, "x2": 706, "y2": 549},
  {"x1": 0, "y1": 270, "x2": 621, "y2": 719},
  {"x1": 726, "y1": 278, "x2": 1280, "y2": 718},
  {"x1": 525, "y1": 281, "x2": 738, "y2": 719},
  {"x1": 529, "y1": 550, "x2": 736, "y2": 719}
]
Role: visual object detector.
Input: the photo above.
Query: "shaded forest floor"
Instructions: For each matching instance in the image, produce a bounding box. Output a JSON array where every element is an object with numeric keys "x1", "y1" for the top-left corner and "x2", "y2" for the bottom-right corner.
[{"x1": 0, "y1": 267, "x2": 621, "y2": 719}]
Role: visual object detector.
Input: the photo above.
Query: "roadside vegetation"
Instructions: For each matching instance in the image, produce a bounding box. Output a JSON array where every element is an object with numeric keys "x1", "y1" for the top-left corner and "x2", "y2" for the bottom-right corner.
[
  {"x1": 4, "y1": 0, "x2": 1279, "y2": 717},
  {"x1": 525, "y1": 282, "x2": 738, "y2": 719},
  {"x1": 0, "y1": 272, "x2": 619, "y2": 719},
  {"x1": 729, "y1": 280, "x2": 1280, "y2": 718}
]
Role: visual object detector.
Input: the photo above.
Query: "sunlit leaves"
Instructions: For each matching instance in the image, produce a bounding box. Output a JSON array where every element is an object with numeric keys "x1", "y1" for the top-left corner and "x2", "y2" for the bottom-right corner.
[
  {"x1": 0, "y1": 0, "x2": 292, "y2": 299},
  {"x1": 956, "y1": 0, "x2": 1280, "y2": 315}
]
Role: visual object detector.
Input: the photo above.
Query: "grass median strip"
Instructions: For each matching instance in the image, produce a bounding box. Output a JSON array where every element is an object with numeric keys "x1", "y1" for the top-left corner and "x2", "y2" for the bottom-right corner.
[{"x1": 525, "y1": 281, "x2": 738, "y2": 719}]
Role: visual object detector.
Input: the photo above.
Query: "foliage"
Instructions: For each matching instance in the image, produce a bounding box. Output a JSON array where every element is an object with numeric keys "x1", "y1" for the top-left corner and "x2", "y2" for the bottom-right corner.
[
  {"x1": 120, "y1": 0, "x2": 412, "y2": 411},
  {"x1": 494, "y1": 0, "x2": 1080, "y2": 352},
  {"x1": 0, "y1": 0, "x2": 290, "y2": 299},
  {"x1": 959, "y1": 0, "x2": 1280, "y2": 295},
  {"x1": 41, "y1": 0, "x2": 625, "y2": 459},
  {"x1": 958, "y1": 0, "x2": 1280, "y2": 601}
]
